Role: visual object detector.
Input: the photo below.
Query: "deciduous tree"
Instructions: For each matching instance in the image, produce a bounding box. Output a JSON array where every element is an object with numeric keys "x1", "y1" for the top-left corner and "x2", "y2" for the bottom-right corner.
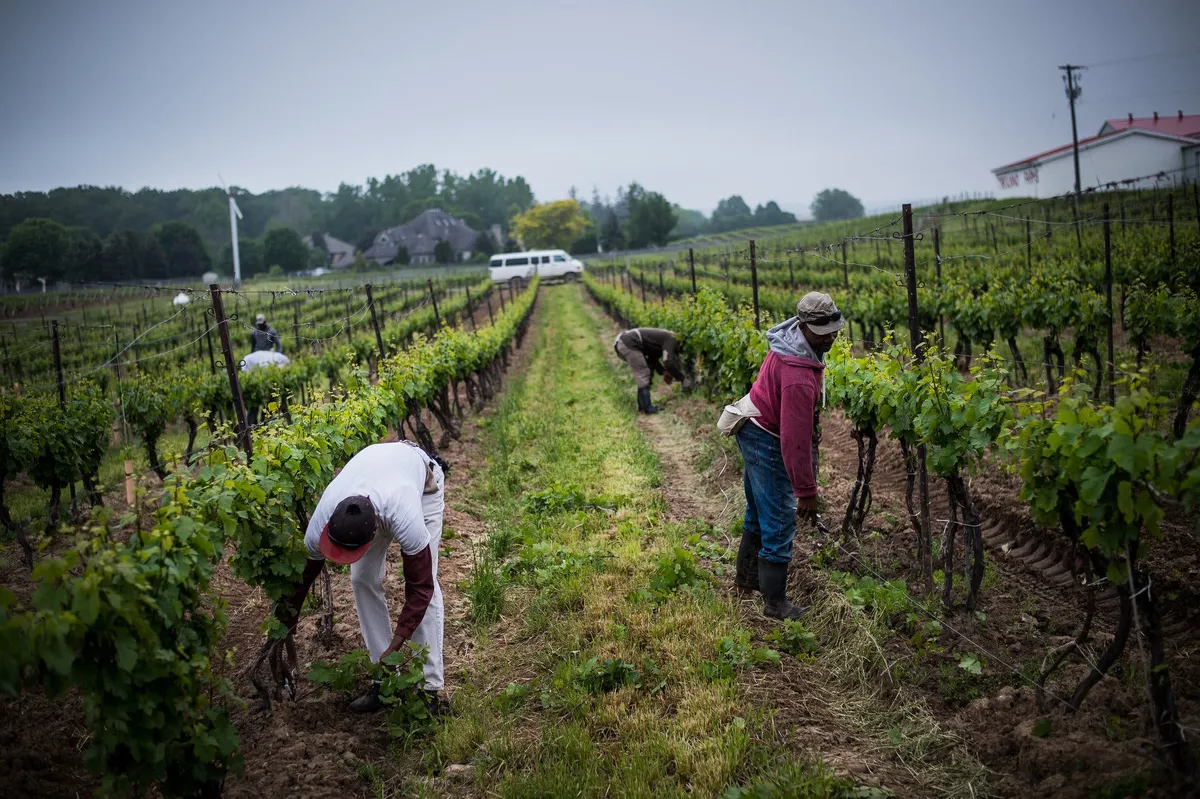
[
  {"x1": 64, "y1": 227, "x2": 103, "y2": 282},
  {"x1": 219, "y1": 237, "x2": 264, "y2": 277},
  {"x1": 153, "y1": 220, "x2": 211, "y2": 278},
  {"x1": 711, "y1": 195, "x2": 753, "y2": 233},
  {"x1": 810, "y1": 188, "x2": 864, "y2": 222},
  {"x1": 263, "y1": 227, "x2": 309, "y2": 274},
  {"x1": 1, "y1": 218, "x2": 69, "y2": 283},
  {"x1": 625, "y1": 185, "x2": 677, "y2": 249},
  {"x1": 511, "y1": 200, "x2": 591, "y2": 250},
  {"x1": 474, "y1": 231, "x2": 496, "y2": 257},
  {"x1": 600, "y1": 211, "x2": 624, "y2": 252},
  {"x1": 670, "y1": 207, "x2": 709, "y2": 239},
  {"x1": 101, "y1": 229, "x2": 143, "y2": 281}
]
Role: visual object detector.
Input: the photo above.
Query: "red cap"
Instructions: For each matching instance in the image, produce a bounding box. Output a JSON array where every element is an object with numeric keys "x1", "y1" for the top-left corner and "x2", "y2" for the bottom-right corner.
[{"x1": 318, "y1": 524, "x2": 372, "y2": 564}]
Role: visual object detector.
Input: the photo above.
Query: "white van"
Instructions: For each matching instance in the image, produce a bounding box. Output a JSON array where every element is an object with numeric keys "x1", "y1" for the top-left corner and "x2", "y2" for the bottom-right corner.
[{"x1": 488, "y1": 249, "x2": 583, "y2": 286}]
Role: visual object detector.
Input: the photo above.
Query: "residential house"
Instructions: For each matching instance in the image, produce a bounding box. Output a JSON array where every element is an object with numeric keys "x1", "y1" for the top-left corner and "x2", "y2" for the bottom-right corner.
[
  {"x1": 301, "y1": 232, "x2": 357, "y2": 269},
  {"x1": 364, "y1": 208, "x2": 478, "y2": 265}
]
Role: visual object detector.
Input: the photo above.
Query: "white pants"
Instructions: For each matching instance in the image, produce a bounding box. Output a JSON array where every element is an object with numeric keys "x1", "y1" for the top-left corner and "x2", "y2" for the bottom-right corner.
[{"x1": 349, "y1": 466, "x2": 445, "y2": 691}]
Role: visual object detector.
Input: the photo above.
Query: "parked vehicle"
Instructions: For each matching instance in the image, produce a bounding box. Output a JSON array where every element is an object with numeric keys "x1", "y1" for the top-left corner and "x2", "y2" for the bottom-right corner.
[
  {"x1": 489, "y1": 249, "x2": 583, "y2": 287},
  {"x1": 488, "y1": 253, "x2": 537, "y2": 288}
]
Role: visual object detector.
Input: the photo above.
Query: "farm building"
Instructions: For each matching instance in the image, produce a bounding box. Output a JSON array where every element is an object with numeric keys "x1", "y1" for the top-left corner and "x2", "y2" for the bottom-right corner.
[
  {"x1": 992, "y1": 111, "x2": 1200, "y2": 197},
  {"x1": 364, "y1": 208, "x2": 479, "y2": 266}
]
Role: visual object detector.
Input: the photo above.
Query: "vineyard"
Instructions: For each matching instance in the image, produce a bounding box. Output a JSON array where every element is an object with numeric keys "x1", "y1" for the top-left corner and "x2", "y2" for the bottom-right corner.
[{"x1": 1, "y1": 184, "x2": 1199, "y2": 798}]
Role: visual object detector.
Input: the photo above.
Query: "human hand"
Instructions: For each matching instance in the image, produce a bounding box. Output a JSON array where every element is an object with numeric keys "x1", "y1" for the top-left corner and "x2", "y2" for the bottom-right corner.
[
  {"x1": 664, "y1": 372, "x2": 675, "y2": 385},
  {"x1": 267, "y1": 632, "x2": 299, "y2": 700},
  {"x1": 796, "y1": 495, "x2": 818, "y2": 513},
  {"x1": 380, "y1": 633, "x2": 407, "y2": 661}
]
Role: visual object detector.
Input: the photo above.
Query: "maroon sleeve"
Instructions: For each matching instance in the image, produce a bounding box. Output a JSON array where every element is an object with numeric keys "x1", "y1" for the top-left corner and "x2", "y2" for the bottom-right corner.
[
  {"x1": 779, "y1": 378, "x2": 819, "y2": 498},
  {"x1": 393, "y1": 545, "x2": 435, "y2": 641}
]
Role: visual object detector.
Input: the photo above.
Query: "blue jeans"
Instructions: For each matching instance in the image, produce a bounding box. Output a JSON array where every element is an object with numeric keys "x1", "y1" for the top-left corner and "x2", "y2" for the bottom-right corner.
[{"x1": 737, "y1": 422, "x2": 797, "y2": 564}]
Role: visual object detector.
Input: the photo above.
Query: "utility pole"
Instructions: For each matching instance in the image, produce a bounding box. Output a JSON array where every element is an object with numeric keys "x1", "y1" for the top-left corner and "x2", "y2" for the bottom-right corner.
[{"x1": 1060, "y1": 63, "x2": 1085, "y2": 249}]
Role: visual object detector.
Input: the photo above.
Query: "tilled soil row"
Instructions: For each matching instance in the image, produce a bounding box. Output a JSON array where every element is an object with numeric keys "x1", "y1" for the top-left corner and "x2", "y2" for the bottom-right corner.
[{"x1": 219, "y1": 291, "x2": 542, "y2": 799}]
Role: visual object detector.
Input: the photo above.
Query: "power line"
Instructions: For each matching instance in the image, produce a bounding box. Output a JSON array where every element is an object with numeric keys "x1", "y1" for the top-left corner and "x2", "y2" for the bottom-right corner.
[{"x1": 1085, "y1": 47, "x2": 1200, "y2": 70}]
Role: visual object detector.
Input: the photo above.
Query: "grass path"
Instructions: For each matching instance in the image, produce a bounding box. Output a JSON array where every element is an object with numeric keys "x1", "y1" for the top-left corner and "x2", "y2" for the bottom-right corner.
[
  {"x1": 422, "y1": 284, "x2": 899, "y2": 797},
  {"x1": 578, "y1": 287, "x2": 996, "y2": 797}
]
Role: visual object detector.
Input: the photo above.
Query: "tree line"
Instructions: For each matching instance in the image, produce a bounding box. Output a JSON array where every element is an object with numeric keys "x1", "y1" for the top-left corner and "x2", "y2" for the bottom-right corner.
[
  {"x1": 0, "y1": 162, "x2": 865, "y2": 282},
  {"x1": 0, "y1": 165, "x2": 536, "y2": 284},
  {"x1": 573, "y1": 186, "x2": 863, "y2": 253}
]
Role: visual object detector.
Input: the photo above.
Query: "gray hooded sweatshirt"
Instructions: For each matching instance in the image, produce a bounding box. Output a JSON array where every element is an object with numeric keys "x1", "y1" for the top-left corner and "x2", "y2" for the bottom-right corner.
[{"x1": 765, "y1": 317, "x2": 826, "y2": 407}]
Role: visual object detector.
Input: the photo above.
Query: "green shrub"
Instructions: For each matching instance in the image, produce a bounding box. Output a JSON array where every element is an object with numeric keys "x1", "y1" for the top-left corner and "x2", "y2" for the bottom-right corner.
[
  {"x1": 765, "y1": 620, "x2": 817, "y2": 659},
  {"x1": 522, "y1": 482, "x2": 590, "y2": 514},
  {"x1": 701, "y1": 631, "x2": 780, "y2": 680},
  {"x1": 572, "y1": 657, "x2": 664, "y2": 695},
  {"x1": 650, "y1": 546, "x2": 709, "y2": 597},
  {"x1": 308, "y1": 644, "x2": 435, "y2": 738}
]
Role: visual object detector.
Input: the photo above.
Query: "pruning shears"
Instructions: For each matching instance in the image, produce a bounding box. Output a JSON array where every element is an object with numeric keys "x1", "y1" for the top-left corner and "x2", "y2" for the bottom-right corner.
[{"x1": 283, "y1": 666, "x2": 298, "y2": 701}]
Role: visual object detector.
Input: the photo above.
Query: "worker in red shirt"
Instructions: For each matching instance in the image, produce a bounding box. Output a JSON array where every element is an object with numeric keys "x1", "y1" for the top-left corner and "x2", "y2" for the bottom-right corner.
[{"x1": 733, "y1": 292, "x2": 844, "y2": 619}]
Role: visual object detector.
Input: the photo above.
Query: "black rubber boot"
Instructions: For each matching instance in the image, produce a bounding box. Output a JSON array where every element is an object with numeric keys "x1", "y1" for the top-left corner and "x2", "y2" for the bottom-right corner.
[
  {"x1": 758, "y1": 561, "x2": 808, "y2": 620},
  {"x1": 424, "y1": 689, "x2": 450, "y2": 718},
  {"x1": 638, "y1": 387, "x2": 659, "y2": 414},
  {"x1": 734, "y1": 530, "x2": 761, "y2": 594},
  {"x1": 348, "y1": 690, "x2": 384, "y2": 713}
]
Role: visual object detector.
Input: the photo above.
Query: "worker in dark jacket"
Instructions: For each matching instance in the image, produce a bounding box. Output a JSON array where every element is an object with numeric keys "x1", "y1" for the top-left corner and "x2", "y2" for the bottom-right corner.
[
  {"x1": 250, "y1": 313, "x2": 282, "y2": 353},
  {"x1": 734, "y1": 292, "x2": 844, "y2": 620},
  {"x1": 614, "y1": 327, "x2": 685, "y2": 414}
]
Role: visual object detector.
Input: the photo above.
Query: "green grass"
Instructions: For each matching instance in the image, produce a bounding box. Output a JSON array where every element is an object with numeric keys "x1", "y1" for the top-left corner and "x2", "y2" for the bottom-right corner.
[{"x1": 428, "y1": 284, "x2": 876, "y2": 797}]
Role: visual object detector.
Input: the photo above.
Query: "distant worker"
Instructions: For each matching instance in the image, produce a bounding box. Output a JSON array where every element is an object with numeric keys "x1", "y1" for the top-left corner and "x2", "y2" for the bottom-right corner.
[
  {"x1": 251, "y1": 313, "x2": 282, "y2": 353},
  {"x1": 720, "y1": 292, "x2": 844, "y2": 620},
  {"x1": 614, "y1": 327, "x2": 685, "y2": 414},
  {"x1": 277, "y1": 441, "x2": 447, "y2": 713}
]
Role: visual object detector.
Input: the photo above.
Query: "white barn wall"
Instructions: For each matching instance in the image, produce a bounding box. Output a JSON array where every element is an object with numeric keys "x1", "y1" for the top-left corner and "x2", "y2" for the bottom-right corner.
[{"x1": 994, "y1": 134, "x2": 1188, "y2": 198}]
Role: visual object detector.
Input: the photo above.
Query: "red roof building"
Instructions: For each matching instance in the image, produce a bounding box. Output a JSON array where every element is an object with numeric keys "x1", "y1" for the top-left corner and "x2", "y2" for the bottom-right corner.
[
  {"x1": 1099, "y1": 111, "x2": 1200, "y2": 139},
  {"x1": 992, "y1": 110, "x2": 1200, "y2": 197}
]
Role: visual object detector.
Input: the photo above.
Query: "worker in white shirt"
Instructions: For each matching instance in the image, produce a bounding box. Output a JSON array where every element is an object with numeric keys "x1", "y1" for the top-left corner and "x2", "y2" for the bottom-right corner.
[{"x1": 277, "y1": 441, "x2": 446, "y2": 712}]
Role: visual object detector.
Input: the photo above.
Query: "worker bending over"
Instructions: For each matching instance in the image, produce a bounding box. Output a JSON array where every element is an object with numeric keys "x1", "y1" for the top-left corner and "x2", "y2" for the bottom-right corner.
[
  {"x1": 278, "y1": 441, "x2": 445, "y2": 712},
  {"x1": 614, "y1": 327, "x2": 685, "y2": 414}
]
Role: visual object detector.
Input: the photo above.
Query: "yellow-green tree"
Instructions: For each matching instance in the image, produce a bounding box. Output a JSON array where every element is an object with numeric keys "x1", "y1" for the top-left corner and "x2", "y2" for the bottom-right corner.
[{"x1": 511, "y1": 200, "x2": 589, "y2": 250}]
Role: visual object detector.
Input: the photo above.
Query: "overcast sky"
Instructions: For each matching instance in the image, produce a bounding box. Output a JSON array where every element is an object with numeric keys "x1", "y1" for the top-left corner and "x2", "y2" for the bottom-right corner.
[{"x1": 2, "y1": 0, "x2": 1198, "y2": 214}]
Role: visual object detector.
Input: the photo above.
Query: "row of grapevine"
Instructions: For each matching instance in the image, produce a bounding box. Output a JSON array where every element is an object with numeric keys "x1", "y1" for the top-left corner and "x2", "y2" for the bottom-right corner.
[
  {"x1": 0, "y1": 277, "x2": 496, "y2": 553},
  {"x1": 0, "y1": 278, "x2": 539, "y2": 796},
  {"x1": 611, "y1": 224, "x2": 1200, "y2": 424},
  {"x1": 584, "y1": 274, "x2": 1200, "y2": 773},
  {"x1": 0, "y1": 272, "x2": 485, "y2": 390}
]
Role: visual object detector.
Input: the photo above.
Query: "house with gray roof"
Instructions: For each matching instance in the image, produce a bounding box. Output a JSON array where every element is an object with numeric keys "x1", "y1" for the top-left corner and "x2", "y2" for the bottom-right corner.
[
  {"x1": 364, "y1": 208, "x2": 478, "y2": 265},
  {"x1": 302, "y1": 232, "x2": 357, "y2": 269}
]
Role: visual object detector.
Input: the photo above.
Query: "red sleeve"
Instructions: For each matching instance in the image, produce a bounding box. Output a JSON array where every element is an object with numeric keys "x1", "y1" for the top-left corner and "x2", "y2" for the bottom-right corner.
[
  {"x1": 393, "y1": 545, "x2": 435, "y2": 641},
  {"x1": 779, "y1": 379, "x2": 818, "y2": 498}
]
